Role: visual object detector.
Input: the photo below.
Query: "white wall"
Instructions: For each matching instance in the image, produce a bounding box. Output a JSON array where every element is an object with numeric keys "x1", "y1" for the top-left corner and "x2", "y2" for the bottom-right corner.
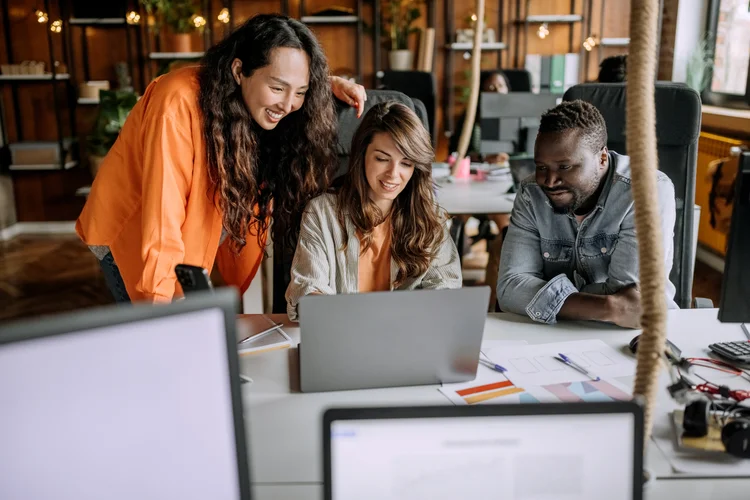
[{"x1": 672, "y1": 0, "x2": 710, "y2": 83}]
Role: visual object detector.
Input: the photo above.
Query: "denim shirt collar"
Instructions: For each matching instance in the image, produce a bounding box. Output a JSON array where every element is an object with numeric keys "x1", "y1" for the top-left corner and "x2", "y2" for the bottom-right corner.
[{"x1": 594, "y1": 151, "x2": 627, "y2": 209}]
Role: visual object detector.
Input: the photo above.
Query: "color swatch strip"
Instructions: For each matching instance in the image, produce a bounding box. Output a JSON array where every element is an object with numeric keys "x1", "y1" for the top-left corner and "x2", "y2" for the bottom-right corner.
[
  {"x1": 464, "y1": 386, "x2": 525, "y2": 405},
  {"x1": 456, "y1": 380, "x2": 513, "y2": 397}
]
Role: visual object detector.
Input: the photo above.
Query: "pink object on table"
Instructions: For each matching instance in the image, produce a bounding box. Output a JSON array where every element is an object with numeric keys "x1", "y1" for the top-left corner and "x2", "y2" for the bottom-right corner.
[{"x1": 453, "y1": 157, "x2": 471, "y2": 179}]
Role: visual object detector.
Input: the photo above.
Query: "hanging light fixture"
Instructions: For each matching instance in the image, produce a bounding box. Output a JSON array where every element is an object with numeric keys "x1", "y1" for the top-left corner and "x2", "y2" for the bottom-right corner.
[
  {"x1": 537, "y1": 23, "x2": 550, "y2": 39},
  {"x1": 126, "y1": 11, "x2": 141, "y2": 25},
  {"x1": 35, "y1": 9, "x2": 48, "y2": 23},
  {"x1": 583, "y1": 34, "x2": 599, "y2": 52},
  {"x1": 217, "y1": 8, "x2": 230, "y2": 24},
  {"x1": 192, "y1": 15, "x2": 207, "y2": 28},
  {"x1": 50, "y1": 19, "x2": 62, "y2": 33}
]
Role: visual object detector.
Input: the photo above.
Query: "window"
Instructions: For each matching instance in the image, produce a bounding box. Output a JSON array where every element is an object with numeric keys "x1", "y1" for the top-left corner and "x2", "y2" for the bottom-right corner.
[{"x1": 704, "y1": 0, "x2": 750, "y2": 108}]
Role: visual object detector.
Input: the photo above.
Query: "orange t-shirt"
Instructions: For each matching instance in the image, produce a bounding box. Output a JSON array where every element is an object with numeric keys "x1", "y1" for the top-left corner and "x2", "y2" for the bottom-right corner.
[
  {"x1": 75, "y1": 66, "x2": 265, "y2": 302},
  {"x1": 357, "y1": 218, "x2": 392, "y2": 293}
]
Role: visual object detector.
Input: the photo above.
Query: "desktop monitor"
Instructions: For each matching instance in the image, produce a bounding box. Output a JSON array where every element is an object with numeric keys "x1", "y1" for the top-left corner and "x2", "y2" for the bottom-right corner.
[
  {"x1": 718, "y1": 150, "x2": 750, "y2": 323},
  {"x1": 324, "y1": 402, "x2": 643, "y2": 500},
  {"x1": 479, "y1": 92, "x2": 560, "y2": 156},
  {"x1": 0, "y1": 289, "x2": 251, "y2": 500}
]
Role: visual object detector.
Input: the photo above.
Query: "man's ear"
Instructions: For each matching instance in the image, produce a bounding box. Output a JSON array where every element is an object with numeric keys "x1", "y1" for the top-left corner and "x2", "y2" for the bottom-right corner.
[
  {"x1": 600, "y1": 146, "x2": 609, "y2": 168},
  {"x1": 230, "y1": 58, "x2": 243, "y2": 85}
]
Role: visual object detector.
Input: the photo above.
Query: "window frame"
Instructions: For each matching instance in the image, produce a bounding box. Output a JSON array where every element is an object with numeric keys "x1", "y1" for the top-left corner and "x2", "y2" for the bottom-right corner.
[{"x1": 702, "y1": 0, "x2": 750, "y2": 109}]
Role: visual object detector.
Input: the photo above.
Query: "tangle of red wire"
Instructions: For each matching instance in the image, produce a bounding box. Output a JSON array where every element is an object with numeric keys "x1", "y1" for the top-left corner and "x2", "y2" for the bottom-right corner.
[{"x1": 680, "y1": 357, "x2": 750, "y2": 402}]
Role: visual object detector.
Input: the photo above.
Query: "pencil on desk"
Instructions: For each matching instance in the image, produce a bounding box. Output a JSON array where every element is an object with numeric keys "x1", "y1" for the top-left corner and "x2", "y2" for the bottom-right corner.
[{"x1": 238, "y1": 323, "x2": 283, "y2": 344}]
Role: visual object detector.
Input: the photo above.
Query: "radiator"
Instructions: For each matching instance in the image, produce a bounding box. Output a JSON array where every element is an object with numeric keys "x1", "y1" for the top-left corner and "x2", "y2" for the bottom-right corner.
[{"x1": 696, "y1": 132, "x2": 747, "y2": 256}]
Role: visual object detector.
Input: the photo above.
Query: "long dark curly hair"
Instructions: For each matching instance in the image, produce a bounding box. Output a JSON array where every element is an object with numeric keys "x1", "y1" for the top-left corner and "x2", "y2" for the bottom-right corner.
[
  {"x1": 198, "y1": 14, "x2": 337, "y2": 253},
  {"x1": 336, "y1": 102, "x2": 444, "y2": 286}
]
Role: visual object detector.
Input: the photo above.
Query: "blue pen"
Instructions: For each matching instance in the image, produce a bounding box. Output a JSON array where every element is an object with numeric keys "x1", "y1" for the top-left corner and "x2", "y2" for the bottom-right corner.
[
  {"x1": 479, "y1": 354, "x2": 507, "y2": 374},
  {"x1": 556, "y1": 353, "x2": 601, "y2": 382}
]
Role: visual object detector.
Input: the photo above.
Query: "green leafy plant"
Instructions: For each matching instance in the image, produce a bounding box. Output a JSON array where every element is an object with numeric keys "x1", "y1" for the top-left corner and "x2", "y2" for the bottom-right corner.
[
  {"x1": 456, "y1": 57, "x2": 493, "y2": 104},
  {"x1": 458, "y1": 68, "x2": 472, "y2": 104},
  {"x1": 383, "y1": 0, "x2": 422, "y2": 51},
  {"x1": 86, "y1": 90, "x2": 139, "y2": 157},
  {"x1": 140, "y1": 0, "x2": 199, "y2": 34},
  {"x1": 685, "y1": 33, "x2": 715, "y2": 94}
]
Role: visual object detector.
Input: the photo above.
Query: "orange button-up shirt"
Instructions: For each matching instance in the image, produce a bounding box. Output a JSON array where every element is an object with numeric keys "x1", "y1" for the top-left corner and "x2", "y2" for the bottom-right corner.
[{"x1": 76, "y1": 66, "x2": 265, "y2": 302}]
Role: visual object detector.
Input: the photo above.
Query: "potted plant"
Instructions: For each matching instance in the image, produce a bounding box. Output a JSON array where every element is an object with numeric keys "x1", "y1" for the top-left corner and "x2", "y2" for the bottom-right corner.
[
  {"x1": 140, "y1": 0, "x2": 199, "y2": 53},
  {"x1": 86, "y1": 89, "x2": 138, "y2": 179},
  {"x1": 383, "y1": 0, "x2": 422, "y2": 71},
  {"x1": 685, "y1": 33, "x2": 715, "y2": 94}
]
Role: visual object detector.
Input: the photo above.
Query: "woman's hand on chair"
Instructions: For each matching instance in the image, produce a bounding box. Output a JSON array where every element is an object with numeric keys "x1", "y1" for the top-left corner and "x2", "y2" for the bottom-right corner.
[{"x1": 330, "y1": 76, "x2": 367, "y2": 118}]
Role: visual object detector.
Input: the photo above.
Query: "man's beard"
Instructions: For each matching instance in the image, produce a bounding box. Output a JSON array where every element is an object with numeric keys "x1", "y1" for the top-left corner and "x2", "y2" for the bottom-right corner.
[{"x1": 545, "y1": 187, "x2": 584, "y2": 215}]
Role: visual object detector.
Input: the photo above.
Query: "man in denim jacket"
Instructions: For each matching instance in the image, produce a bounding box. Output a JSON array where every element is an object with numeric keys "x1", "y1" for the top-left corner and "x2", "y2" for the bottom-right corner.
[{"x1": 497, "y1": 100, "x2": 677, "y2": 328}]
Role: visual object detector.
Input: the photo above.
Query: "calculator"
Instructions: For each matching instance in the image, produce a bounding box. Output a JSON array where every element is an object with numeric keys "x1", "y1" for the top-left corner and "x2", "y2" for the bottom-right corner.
[{"x1": 708, "y1": 341, "x2": 750, "y2": 364}]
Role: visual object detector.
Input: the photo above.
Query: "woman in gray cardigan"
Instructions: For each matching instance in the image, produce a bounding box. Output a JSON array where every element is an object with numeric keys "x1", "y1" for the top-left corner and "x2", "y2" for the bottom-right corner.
[{"x1": 286, "y1": 102, "x2": 462, "y2": 320}]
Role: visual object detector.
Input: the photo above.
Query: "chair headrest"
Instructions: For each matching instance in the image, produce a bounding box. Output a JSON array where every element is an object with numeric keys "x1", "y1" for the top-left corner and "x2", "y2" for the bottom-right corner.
[
  {"x1": 335, "y1": 89, "x2": 419, "y2": 155},
  {"x1": 563, "y1": 82, "x2": 701, "y2": 147}
]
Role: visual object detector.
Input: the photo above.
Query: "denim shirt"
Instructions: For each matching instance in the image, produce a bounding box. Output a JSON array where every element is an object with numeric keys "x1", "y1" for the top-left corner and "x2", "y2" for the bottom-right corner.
[{"x1": 497, "y1": 152, "x2": 678, "y2": 324}]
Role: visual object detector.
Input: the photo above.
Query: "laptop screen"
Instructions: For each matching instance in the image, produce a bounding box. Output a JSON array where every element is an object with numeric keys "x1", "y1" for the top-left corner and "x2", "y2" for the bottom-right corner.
[
  {"x1": 329, "y1": 412, "x2": 636, "y2": 500},
  {"x1": 0, "y1": 307, "x2": 243, "y2": 500}
]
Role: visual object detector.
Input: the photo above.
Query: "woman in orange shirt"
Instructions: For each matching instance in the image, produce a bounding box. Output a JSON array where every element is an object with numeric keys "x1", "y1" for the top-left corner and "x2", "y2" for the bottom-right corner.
[
  {"x1": 285, "y1": 102, "x2": 462, "y2": 320},
  {"x1": 76, "y1": 14, "x2": 365, "y2": 303}
]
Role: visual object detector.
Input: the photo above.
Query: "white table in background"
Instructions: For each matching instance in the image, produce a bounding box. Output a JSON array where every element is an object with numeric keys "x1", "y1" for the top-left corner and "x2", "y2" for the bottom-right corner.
[
  {"x1": 239, "y1": 309, "x2": 750, "y2": 500},
  {"x1": 434, "y1": 176, "x2": 515, "y2": 215}
]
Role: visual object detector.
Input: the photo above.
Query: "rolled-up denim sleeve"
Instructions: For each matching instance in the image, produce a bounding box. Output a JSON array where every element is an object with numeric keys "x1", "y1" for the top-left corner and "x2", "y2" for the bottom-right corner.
[{"x1": 497, "y1": 184, "x2": 578, "y2": 324}]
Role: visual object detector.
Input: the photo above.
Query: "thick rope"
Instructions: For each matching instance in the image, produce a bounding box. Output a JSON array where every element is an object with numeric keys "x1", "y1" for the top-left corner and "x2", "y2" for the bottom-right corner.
[
  {"x1": 628, "y1": 0, "x2": 668, "y2": 443},
  {"x1": 452, "y1": 0, "x2": 485, "y2": 175}
]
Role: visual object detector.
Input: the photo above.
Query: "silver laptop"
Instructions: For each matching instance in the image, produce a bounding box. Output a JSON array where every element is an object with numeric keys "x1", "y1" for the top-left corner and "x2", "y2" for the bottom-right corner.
[
  {"x1": 298, "y1": 287, "x2": 490, "y2": 392},
  {"x1": 323, "y1": 402, "x2": 644, "y2": 500}
]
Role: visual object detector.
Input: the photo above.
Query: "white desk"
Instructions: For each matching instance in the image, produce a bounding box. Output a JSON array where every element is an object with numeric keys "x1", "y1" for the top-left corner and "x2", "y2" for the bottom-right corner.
[{"x1": 239, "y1": 309, "x2": 750, "y2": 499}]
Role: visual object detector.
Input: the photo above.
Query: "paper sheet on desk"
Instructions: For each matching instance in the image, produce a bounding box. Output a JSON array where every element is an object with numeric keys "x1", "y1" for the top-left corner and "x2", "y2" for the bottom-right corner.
[
  {"x1": 440, "y1": 340, "x2": 535, "y2": 405},
  {"x1": 485, "y1": 339, "x2": 636, "y2": 388}
]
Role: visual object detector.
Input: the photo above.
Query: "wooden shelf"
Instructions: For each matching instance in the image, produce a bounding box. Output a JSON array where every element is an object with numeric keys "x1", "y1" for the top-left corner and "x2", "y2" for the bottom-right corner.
[
  {"x1": 301, "y1": 15, "x2": 359, "y2": 24},
  {"x1": 69, "y1": 18, "x2": 126, "y2": 25},
  {"x1": 600, "y1": 37, "x2": 630, "y2": 47},
  {"x1": 446, "y1": 42, "x2": 507, "y2": 51},
  {"x1": 77, "y1": 97, "x2": 99, "y2": 105},
  {"x1": 520, "y1": 15, "x2": 583, "y2": 23},
  {"x1": 0, "y1": 73, "x2": 70, "y2": 82},
  {"x1": 148, "y1": 52, "x2": 205, "y2": 60},
  {"x1": 9, "y1": 161, "x2": 78, "y2": 171}
]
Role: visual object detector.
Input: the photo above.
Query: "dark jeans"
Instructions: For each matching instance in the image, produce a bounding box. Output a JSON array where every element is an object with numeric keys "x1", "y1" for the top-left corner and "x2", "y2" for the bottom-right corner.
[{"x1": 99, "y1": 252, "x2": 131, "y2": 303}]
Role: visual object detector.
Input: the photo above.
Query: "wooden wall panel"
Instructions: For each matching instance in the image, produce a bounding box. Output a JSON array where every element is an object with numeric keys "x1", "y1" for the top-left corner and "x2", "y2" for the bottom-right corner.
[{"x1": 12, "y1": 168, "x2": 89, "y2": 221}]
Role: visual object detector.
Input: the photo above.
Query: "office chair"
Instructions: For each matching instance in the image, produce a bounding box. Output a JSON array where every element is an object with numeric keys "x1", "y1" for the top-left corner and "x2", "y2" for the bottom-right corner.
[
  {"x1": 380, "y1": 71, "x2": 437, "y2": 147},
  {"x1": 563, "y1": 82, "x2": 702, "y2": 309},
  {"x1": 271, "y1": 90, "x2": 430, "y2": 313}
]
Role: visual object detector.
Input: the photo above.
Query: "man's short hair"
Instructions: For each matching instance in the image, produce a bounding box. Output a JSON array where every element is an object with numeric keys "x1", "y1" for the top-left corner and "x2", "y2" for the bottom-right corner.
[
  {"x1": 538, "y1": 100, "x2": 608, "y2": 153},
  {"x1": 598, "y1": 54, "x2": 627, "y2": 83}
]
